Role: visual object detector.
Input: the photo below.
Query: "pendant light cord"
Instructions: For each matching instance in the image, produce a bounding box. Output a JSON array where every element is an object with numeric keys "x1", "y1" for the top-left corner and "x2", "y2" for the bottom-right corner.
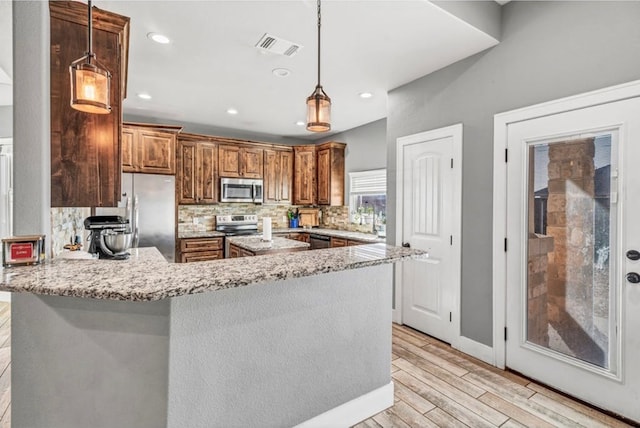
[
  {"x1": 87, "y1": 0, "x2": 93, "y2": 60},
  {"x1": 316, "y1": 0, "x2": 321, "y2": 87}
]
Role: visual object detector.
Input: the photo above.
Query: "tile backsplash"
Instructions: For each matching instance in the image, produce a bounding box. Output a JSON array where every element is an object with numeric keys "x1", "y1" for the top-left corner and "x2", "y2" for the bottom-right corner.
[
  {"x1": 178, "y1": 203, "x2": 378, "y2": 235},
  {"x1": 50, "y1": 207, "x2": 91, "y2": 258}
]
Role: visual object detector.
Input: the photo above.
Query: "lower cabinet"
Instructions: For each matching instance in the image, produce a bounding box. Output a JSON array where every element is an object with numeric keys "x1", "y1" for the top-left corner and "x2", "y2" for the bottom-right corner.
[
  {"x1": 330, "y1": 237, "x2": 348, "y2": 248},
  {"x1": 229, "y1": 243, "x2": 255, "y2": 258},
  {"x1": 287, "y1": 233, "x2": 309, "y2": 243},
  {"x1": 330, "y1": 237, "x2": 367, "y2": 247},
  {"x1": 179, "y1": 237, "x2": 224, "y2": 263}
]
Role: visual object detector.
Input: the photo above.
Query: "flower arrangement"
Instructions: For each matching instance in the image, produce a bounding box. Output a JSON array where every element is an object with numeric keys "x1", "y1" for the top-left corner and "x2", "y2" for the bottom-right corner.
[{"x1": 287, "y1": 208, "x2": 299, "y2": 220}]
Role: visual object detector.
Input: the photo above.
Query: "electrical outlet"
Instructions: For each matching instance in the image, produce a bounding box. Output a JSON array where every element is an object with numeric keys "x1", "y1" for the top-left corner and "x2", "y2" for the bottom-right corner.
[{"x1": 282, "y1": 216, "x2": 287, "y2": 223}]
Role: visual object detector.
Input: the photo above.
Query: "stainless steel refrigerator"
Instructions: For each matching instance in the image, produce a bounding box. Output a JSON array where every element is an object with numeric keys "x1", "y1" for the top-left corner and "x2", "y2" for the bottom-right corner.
[{"x1": 97, "y1": 173, "x2": 175, "y2": 262}]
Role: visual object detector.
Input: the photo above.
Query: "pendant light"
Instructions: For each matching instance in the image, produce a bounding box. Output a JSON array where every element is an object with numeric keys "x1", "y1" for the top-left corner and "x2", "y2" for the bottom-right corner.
[
  {"x1": 69, "y1": 0, "x2": 112, "y2": 114},
  {"x1": 306, "y1": 0, "x2": 331, "y2": 132}
]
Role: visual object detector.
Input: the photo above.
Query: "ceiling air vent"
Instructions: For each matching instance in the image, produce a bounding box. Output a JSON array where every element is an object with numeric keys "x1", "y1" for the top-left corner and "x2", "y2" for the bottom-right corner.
[{"x1": 255, "y1": 33, "x2": 302, "y2": 57}]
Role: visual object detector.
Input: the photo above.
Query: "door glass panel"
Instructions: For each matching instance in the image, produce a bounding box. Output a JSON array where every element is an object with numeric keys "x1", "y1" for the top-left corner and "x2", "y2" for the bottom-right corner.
[{"x1": 527, "y1": 134, "x2": 613, "y2": 369}]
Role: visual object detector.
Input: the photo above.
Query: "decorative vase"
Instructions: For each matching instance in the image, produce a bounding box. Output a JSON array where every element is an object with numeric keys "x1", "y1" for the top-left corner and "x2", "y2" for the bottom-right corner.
[{"x1": 289, "y1": 218, "x2": 299, "y2": 228}]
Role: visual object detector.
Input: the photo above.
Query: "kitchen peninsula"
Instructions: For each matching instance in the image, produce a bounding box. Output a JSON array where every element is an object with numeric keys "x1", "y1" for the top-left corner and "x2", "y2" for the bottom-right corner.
[{"x1": 1, "y1": 244, "x2": 425, "y2": 428}]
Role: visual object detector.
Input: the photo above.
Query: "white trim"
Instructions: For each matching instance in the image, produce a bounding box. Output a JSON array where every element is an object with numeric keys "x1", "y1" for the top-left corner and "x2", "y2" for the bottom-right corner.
[
  {"x1": 293, "y1": 382, "x2": 394, "y2": 428},
  {"x1": 455, "y1": 336, "x2": 494, "y2": 366},
  {"x1": 492, "y1": 79, "x2": 640, "y2": 370},
  {"x1": 0, "y1": 292, "x2": 10, "y2": 303},
  {"x1": 395, "y1": 123, "x2": 463, "y2": 350}
]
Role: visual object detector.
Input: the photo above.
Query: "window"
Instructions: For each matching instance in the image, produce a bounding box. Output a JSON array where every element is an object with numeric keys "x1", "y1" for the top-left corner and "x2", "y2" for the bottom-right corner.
[{"x1": 349, "y1": 169, "x2": 386, "y2": 228}]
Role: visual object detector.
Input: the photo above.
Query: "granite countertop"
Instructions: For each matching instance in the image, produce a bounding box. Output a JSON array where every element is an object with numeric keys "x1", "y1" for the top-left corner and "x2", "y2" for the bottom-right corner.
[
  {"x1": 274, "y1": 228, "x2": 386, "y2": 243},
  {"x1": 0, "y1": 245, "x2": 426, "y2": 302},
  {"x1": 177, "y1": 231, "x2": 225, "y2": 239},
  {"x1": 227, "y1": 235, "x2": 310, "y2": 253}
]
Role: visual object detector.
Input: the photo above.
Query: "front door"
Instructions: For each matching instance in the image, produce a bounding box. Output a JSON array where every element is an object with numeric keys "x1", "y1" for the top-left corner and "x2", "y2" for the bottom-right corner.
[
  {"x1": 397, "y1": 124, "x2": 461, "y2": 345},
  {"x1": 505, "y1": 96, "x2": 640, "y2": 421}
]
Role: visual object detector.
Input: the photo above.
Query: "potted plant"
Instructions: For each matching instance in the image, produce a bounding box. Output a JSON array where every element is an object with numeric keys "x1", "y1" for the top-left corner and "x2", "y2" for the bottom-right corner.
[{"x1": 287, "y1": 208, "x2": 299, "y2": 228}]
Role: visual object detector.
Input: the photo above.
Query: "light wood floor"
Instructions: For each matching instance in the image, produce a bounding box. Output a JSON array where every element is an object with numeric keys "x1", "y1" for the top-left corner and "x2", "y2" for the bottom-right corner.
[
  {"x1": 356, "y1": 323, "x2": 632, "y2": 428},
  {"x1": 0, "y1": 302, "x2": 630, "y2": 427}
]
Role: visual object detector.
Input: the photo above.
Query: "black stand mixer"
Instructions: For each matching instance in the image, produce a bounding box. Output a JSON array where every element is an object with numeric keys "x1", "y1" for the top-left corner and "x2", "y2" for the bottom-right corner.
[{"x1": 84, "y1": 216, "x2": 133, "y2": 260}]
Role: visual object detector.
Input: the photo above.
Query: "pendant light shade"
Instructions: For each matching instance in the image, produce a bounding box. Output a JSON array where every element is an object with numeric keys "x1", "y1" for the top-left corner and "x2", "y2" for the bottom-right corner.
[
  {"x1": 69, "y1": 0, "x2": 112, "y2": 114},
  {"x1": 306, "y1": 0, "x2": 331, "y2": 132},
  {"x1": 306, "y1": 85, "x2": 331, "y2": 132}
]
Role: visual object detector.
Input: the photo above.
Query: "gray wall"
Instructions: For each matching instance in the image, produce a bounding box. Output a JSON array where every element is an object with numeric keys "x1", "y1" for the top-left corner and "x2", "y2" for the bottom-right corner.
[
  {"x1": 317, "y1": 118, "x2": 387, "y2": 200},
  {"x1": 12, "y1": 1, "x2": 50, "y2": 243},
  {"x1": 387, "y1": 1, "x2": 640, "y2": 346}
]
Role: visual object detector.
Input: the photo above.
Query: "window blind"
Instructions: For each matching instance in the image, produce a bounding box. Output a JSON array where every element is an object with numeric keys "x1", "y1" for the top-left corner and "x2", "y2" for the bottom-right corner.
[{"x1": 349, "y1": 169, "x2": 387, "y2": 194}]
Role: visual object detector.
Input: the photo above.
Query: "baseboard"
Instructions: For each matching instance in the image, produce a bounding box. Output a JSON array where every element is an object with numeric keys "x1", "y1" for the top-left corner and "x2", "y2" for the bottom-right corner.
[
  {"x1": 454, "y1": 335, "x2": 495, "y2": 366},
  {"x1": 392, "y1": 308, "x2": 401, "y2": 324},
  {"x1": 294, "y1": 382, "x2": 394, "y2": 428},
  {"x1": 0, "y1": 292, "x2": 11, "y2": 303}
]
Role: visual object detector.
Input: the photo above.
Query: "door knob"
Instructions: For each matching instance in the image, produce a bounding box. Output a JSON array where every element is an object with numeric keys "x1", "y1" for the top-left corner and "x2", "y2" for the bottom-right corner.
[
  {"x1": 402, "y1": 242, "x2": 410, "y2": 248},
  {"x1": 626, "y1": 250, "x2": 640, "y2": 261},
  {"x1": 626, "y1": 272, "x2": 640, "y2": 283}
]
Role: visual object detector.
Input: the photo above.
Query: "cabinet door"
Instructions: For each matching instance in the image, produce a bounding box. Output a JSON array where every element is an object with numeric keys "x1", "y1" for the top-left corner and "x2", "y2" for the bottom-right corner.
[
  {"x1": 263, "y1": 149, "x2": 279, "y2": 204},
  {"x1": 122, "y1": 128, "x2": 136, "y2": 172},
  {"x1": 229, "y1": 244, "x2": 241, "y2": 258},
  {"x1": 138, "y1": 130, "x2": 176, "y2": 175},
  {"x1": 198, "y1": 143, "x2": 218, "y2": 204},
  {"x1": 50, "y1": 3, "x2": 125, "y2": 207},
  {"x1": 316, "y1": 148, "x2": 331, "y2": 205},
  {"x1": 218, "y1": 145, "x2": 241, "y2": 177},
  {"x1": 331, "y1": 237, "x2": 348, "y2": 247},
  {"x1": 177, "y1": 141, "x2": 198, "y2": 204},
  {"x1": 294, "y1": 147, "x2": 316, "y2": 205},
  {"x1": 279, "y1": 150, "x2": 293, "y2": 204},
  {"x1": 241, "y1": 147, "x2": 264, "y2": 178}
]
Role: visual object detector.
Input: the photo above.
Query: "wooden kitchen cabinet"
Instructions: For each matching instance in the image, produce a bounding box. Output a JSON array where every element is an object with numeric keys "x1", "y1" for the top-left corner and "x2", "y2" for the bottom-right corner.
[
  {"x1": 287, "y1": 233, "x2": 309, "y2": 243},
  {"x1": 293, "y1": 146, "x2": 317, "y2": 205},
  {"x1": 218, "y1": 145, "x2": 263, "y2": 179},
  {"x1": 122, "y1": 123, "x2": 181, "y2": 175},
  {"x1": 178, "y1": 237, "x2": 224, "y2": 263},
  {"x1": 50, "y1": 1, "x2": 129, "y2": 207},
  {"x1": 228, "y1": 243, "x2": 254, "y2": 258},
  {"x1": 330, "y1": 237, "x2": 348, "y2": 248},
  {"x1": 177, "y1": 134, "x2": 218, "y2": 204},
  {"x1": 264, "y1": 148, "x2": 293, "y2": 204},
  {"x1": 317, "y1": 142, "x2": 346, "y2": 206}
]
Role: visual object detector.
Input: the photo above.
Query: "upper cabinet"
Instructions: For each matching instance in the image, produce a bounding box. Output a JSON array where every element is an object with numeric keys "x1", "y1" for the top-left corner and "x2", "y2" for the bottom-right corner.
[
  {"x1": 293, "y1": 146, "x2": 317, "y2": 206},
  {"x1": 50, "y1": 1, "x2": 129, "y2": 207},
  {"x1": 218, "y1": 145, "x2": 263, "y2": 179},
  {"x1": 122, "y1": 123, "x2": 182, "y2": 175},
  {"x1": 316, "y1": 142, "x2": 346, "y2": 206},
  {"x1": 264, "y1": 148, "x2": 293, "y2": 205},
  {"x1": 177, "y1": 135, "x2": 218, "y2": 205}
]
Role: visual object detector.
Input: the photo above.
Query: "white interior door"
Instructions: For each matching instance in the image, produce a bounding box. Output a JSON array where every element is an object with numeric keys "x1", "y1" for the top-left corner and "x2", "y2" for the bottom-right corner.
[
  {"x1": 505, "y1": 96, "x2": 640, "y2": 421},
  {"x1": 397, "y1": 125, "x2": 461, "y2": 345}
]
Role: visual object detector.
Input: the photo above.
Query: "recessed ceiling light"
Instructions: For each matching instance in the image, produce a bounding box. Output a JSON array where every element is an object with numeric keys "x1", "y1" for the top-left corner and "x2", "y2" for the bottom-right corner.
[
  {"x1": 227, "y1": 108, "x2": 239, "y2": 115},
  {"x1": 137, "y1": 93, "x2": 152, "y2": 100},
  {"x1": 147, "y1": 32, "x2": 170, "y2": 44},
  {"x1": 272, "y1": 68, "x2": 291, "y2": 78},
  {"x1": 359, "y1": 92, "x2": 373, "y2": 99},
  {"x1": 295, "y1": 121, "x2": 305, "y2": 126}
]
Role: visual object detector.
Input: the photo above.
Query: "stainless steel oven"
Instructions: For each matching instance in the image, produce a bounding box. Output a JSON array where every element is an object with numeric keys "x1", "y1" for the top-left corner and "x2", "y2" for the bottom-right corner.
[
  {"x1": 220, "y1": 178, "x2": 263, "y2": 203},
  {"x1": 216, "y1": 214, "x2": 259, "y2": 257}
]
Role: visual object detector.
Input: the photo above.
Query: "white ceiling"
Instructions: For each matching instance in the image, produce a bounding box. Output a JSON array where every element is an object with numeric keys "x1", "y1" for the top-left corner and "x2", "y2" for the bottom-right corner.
[{"x1": 2, "y1": 1, "x2": 500, "y2": 140}]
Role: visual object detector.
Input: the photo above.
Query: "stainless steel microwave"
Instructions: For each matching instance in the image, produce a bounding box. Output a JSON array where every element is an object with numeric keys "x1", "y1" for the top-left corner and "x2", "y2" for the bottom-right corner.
[{"x1": 220, "y1": 178, "x2": 263, "y2": 203}]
